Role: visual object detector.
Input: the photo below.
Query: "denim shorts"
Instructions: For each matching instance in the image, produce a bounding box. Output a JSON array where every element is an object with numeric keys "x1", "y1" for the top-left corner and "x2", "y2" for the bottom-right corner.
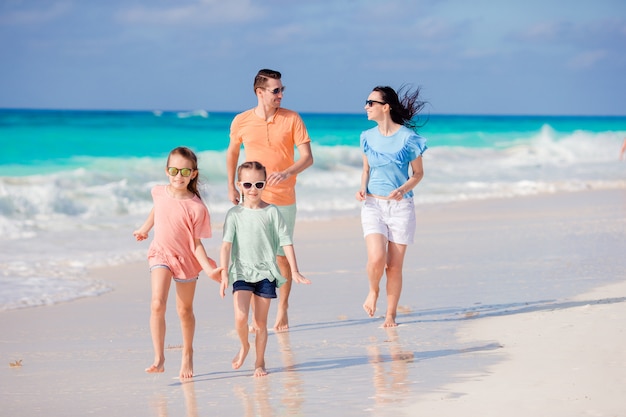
[
  {"x1": 150, "y1": 264, "x2": 198, "y2": 283},
  {"x1": 232, "y1": 278, "x2": 277, "y2": 299}
]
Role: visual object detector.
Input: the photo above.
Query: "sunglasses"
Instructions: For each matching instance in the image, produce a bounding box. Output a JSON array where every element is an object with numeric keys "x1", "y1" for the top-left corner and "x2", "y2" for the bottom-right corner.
[
  {"x1": 365, "y1": 99, "x2": 386, "y2": 107},
  {"x1": 265, "y1": 86, "x2": 286, "y2": 95},
  {"x1": 167, "y1": 167, "x2": 194, "y2": 177},
  {"x1": 241, "y1": 181, "x2": 266, "y2": 190}
]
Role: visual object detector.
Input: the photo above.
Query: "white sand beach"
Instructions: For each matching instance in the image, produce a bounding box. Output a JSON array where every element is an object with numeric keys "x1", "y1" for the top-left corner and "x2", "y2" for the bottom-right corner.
[
  {"x1": 2, "y1": 189, "x2": 626, "y2": 416},
  {"x1": 409, "y1": 279, "x2": 626, "y2": 416}
]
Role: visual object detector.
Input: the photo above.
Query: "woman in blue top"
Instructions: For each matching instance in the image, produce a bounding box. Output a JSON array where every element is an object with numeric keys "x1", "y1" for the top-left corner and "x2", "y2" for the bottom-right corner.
[{"x1": 355, "y1": 85, "x2": 428, "y2": 327}]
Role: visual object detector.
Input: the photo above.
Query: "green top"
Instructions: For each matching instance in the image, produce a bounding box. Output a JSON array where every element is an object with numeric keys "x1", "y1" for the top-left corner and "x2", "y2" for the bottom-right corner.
[{"x1": 222, "y1": 204, "x2": 292, "y2": 287}]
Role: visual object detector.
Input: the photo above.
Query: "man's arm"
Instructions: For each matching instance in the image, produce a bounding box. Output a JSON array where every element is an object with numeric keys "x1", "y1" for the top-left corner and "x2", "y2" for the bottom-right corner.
[
  {"x1": 267, "y1": 142, "x2": 314, "y2": 186},
  {"x1": 226, "y1": 138, "x2": 242, "y2": 204}
]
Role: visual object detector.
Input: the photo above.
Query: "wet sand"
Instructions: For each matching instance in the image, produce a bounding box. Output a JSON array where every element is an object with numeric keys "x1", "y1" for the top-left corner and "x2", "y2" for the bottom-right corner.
[{"x1": 2, "y1": 189, "x2": 626, "y2": 416}]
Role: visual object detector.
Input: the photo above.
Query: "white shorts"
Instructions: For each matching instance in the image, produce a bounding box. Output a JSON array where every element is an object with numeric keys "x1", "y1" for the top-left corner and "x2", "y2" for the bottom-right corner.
[{"x1": 361, "y1": 196, "x2": 416, "y2": 245}]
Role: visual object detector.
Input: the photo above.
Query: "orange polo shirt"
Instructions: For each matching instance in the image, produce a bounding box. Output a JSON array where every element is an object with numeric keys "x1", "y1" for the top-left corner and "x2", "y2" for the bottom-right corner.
[{"x1": 229, "y1": 108, "x2": 311, "y2": 206}]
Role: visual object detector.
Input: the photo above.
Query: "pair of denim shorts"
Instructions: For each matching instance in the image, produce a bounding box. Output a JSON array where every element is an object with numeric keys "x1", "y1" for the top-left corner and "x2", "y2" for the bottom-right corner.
[{"x1": 232, "y1": 278, "x2": 277, "y2": 299}]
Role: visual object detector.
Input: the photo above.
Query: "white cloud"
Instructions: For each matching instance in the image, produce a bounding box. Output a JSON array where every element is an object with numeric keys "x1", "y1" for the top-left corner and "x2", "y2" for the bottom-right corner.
[
  {"x1": 518, "y1": 18, "x2": 626, "y2": 49},
  {"x1": 116, "y1": 0, "x2": 264, "y2": 25},
  {"x1": 522, "y1": 21, "x2": 563, "y2": 40},
  {"x1": 266, "y1": 23, "x2": 309, "y2": 43},
  {"x1": 1, "y1": 0, "x2": 624, "y2": 114},
  {"x1": 417, "y1": 17, "x2": 463, "y2": 40},
  {"x1": 461, "y1": 48, "x2": 498, "y2": 59},
  {"x1": 568, "y1": 50, "x2": 608, "y2": 69},
  {"x1": 0, "y1": 2, "x2": 71, "y2": 25}
]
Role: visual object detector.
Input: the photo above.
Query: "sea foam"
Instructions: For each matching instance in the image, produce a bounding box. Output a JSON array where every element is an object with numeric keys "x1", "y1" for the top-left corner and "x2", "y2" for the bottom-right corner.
[{"x1": 1, "y1": 122, "x2": 624, "y2": 310}]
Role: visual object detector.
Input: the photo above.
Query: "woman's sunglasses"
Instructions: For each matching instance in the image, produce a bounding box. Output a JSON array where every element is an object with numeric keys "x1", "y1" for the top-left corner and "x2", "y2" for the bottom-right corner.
[
  {"x1": 241, "y1": 181, "x2": 266, "y2": 190},
  {"x1": 365, "y1": 100, "x2": 386, "y2": 107},
  {"x1": 167, "y1": 167, "x2": 194, "y2": 177}
]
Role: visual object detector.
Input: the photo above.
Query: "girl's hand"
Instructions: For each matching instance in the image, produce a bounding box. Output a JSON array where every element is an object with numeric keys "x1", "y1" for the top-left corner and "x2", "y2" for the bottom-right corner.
[
  {"x1": 355, "y1": 189, "x2": 366, "y2": 201},
  {"x1": 291, "y1": 271, "x2": 311, "y2": 285},
  {"x1": 133, "y1": 230, "x2": 148, "y2": 241},
  {"x1": 219, "y1": 270, "x2": 229, "y2": 298},
  {"x1": 206, "y1": 267, "x2": 223, "y2": 284},
  {"x1": 207, "y1": 257, "x2": 218, "y2": 270}
]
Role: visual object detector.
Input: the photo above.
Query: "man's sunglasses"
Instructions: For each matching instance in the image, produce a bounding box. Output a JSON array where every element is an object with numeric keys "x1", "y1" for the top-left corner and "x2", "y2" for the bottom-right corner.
[
  {"x1": 265, "y1": 86, "x2": 286, "y2": 95},
  {"x1": 241, "y1": 181, "x2": 266, "y2": 190},
  {"x1": 167, "y1": 167, "x2": 194, "y2": 177}
]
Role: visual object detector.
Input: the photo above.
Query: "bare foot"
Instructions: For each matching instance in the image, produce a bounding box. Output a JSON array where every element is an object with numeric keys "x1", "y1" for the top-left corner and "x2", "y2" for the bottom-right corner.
[
  {"x1": 392, "y1": 350, "x2": 414, "y2": 361},
  {"x1": 145, "y1": 362, "x2": 165, "y2": 374},
  {"x1": 273, "y1": 309, "x2": 289, "y2": 332},
  {"x1": 249, "y1": 319, "x2": 263, "y2": 333},
  {"x1": 232, "y1": 343, "x2": 250, "y2": 370},
  {"x1": 363, "y1": 291, "x2": 378, "y2": 317},
  {"x1": 254, "y1": 366, "x2": 268, "y2": 377},
  {"x1": 179, "y1": 353, "x2": 194, "y2": 379},
  {"x1": 383, "y1": 315, "x2": 398, "y2": 328}
]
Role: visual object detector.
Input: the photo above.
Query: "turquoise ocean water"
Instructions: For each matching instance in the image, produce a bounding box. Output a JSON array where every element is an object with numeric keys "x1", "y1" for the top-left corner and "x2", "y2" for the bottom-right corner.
[{"x1": 1, "y1": 108, "x2": 625, "y2": 310}]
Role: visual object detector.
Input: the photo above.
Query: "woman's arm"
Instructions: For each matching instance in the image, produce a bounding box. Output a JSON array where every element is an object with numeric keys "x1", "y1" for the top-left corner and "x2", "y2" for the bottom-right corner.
[
  {"x1": 388, "y1": 155, "x2": 424, "y2": 201},
  {"x1": 355, "y1": 154, "x2": 370, "y2": 201}
]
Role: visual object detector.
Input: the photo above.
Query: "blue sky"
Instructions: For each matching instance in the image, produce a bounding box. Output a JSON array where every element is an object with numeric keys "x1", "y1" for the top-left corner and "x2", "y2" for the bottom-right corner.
[{"x1": 1, "y1": 0, "x2": 624, "y2": 115}]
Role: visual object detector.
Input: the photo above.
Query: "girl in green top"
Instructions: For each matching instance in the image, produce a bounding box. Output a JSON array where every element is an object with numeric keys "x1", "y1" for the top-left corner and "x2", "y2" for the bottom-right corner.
[{"x1": 219, "y1": 161, "x2": 310, "y2": 377}]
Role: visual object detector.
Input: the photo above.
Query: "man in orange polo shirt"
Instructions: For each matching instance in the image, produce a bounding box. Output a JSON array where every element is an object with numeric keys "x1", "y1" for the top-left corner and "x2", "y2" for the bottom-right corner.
[{"x1": 226, "y1": 69, "x2": 314, "y2": 332}]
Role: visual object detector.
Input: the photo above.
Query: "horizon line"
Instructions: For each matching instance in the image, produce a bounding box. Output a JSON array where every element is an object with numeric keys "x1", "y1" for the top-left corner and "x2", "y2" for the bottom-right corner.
[{"x1": 1, "y1": 107, "x2": 625, "y2": 118}]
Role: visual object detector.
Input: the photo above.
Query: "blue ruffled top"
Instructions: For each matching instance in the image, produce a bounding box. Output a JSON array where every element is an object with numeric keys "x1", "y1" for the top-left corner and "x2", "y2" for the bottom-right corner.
[{"x1": 360, "y1": 125, "x2": 427, "y2": 198}]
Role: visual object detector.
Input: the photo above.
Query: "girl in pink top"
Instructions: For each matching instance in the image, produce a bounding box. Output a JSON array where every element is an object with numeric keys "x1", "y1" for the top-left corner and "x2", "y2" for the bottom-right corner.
[{"x1": 134, "y1": 146, "x2": 221, "y2": 380}]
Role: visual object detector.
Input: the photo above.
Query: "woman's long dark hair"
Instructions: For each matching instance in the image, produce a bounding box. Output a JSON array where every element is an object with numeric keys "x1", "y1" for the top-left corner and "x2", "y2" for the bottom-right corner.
[{"x1": 373, "y1": 85, "x2": 427, "y2": 130}]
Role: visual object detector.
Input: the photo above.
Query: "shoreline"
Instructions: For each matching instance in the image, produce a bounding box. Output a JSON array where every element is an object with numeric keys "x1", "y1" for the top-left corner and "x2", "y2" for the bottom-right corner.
[
  {"x1": 406, "y1": 278, "x2": 626, "y2": 416},
  {"x1": 2, "y1": 188, "x2": 626, "y2": 416}
]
